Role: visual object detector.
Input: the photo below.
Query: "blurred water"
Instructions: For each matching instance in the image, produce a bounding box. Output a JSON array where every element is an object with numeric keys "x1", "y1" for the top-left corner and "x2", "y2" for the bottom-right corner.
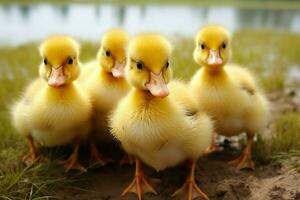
[{"x1": 0, "y1": 4, "x2": 299, "y2": 46}]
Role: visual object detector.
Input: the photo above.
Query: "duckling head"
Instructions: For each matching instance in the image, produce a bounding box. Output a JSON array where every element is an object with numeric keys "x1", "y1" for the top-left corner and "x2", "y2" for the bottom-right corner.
[
  {"x1": 194, "y1": 25, "x2": 231, "y2": 70},
  {"x1": 98, "y1": 29, "x2": 129, "y2": 78},
  {"x1": 39, "y1": 36, "x2": 80, "y2": 87},
  {"x1": 126, "y1": 34, "x2": 172, "y2": 98}
]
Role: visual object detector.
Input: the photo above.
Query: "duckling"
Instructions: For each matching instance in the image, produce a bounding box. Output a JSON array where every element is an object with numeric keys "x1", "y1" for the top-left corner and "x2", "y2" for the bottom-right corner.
[
  {"x1": 109, "y1": 34, "x2": 213, "y2": 200},
  {"x1": 11, "y1": 36, "x2": 92, "y2": 172},
  {"x1": 79, "y1": 29, "x2": 131, "y2": 165},
  {"x1": 190, "y1": 25, "x2": 269, "y2": 170}
]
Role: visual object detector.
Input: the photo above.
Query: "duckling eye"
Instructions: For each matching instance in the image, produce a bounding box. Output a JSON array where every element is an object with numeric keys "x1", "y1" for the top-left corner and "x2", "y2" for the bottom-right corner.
[
  {"x1": 105, "y1": 49, "x2": 111, "y2": 57},
  {"x1": 165, "y1": 61, "x2": 169, "y2": 68},
  {"x1": 67, "y1": 57, "x2": 73, "y2": 65},
  {"x1": 222, "y1": 42, "x2": 226, "y2": 49},
  {"x1": 43, "y1": 58, "x2": 48, "y2": 65},
  {"x1": 200, "y1": 43, "x2": 205, "y2": 50},
  {"x1": 136, "y1": 61, "x2": 144, "y2": 70}
]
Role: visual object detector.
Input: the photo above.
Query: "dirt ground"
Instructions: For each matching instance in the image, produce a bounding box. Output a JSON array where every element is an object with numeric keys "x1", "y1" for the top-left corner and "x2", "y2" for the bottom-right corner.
[
  {"x1": 54, "y1": 90, "x2": 300, "y2": 200},
  {"x1": 54, "y1": 148, "x2": 300, "y2": 200}
]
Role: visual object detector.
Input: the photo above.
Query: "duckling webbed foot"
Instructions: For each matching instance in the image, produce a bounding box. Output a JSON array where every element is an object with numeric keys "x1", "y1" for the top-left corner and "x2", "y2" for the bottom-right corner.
[
  {"x1": 205, "y1": 133, "x2": 220, "y2": 154},
  {"x1": 58, "y1": 137, "x2": 86, "y2": 172},
  {"x1": 172, "y1": 160, "x2": 209, "y2": 200},
  {"x1": 22, "y1": 136, "x2": 39, "y2": 165},
  {"x1": 59, "y1": 153, "x2": 86, "y2": 172},
  {"x1": 89, "y1": 142, "x2": 113, "y2": 166},
  {"x1": 228, "y1": 133, "x2": 255, "y2": 170},
  {"x1": 205, "y1": 142, "x2": 220, "y2": 154},
  {"x1": 22, "y1": 152, "x2": 38, "y2": 165},
  {"x1": 122, "y1": 158, "x2": 157, "y2": 200},
  {"x1": 120, "y1": 153, "x2": 135, "y2": 166}
]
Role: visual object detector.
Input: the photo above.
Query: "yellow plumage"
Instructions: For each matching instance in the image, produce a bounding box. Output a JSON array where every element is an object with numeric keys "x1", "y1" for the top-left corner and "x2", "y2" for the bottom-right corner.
[
  {"x1": 109, "y1": 34, "x2": 213, "y2": 199},
  {"x1": 79, "y1": 29, "x2": 130, "y2": 141},
  {"x1": 110, "y1": 34, "x2": 213, "y2": 170},
  {"x1": 11, "y1": 36, "x2": 91, "y2": 171},
  {"x1": 110, "y1": 88, "x2": 213, "y2": 170},
  {"x1": 190, "y1": 65, "x2": 268, "y2": 136},
  {"x1": 190, "y1": 25, "x2": 269, "y2": 169}
]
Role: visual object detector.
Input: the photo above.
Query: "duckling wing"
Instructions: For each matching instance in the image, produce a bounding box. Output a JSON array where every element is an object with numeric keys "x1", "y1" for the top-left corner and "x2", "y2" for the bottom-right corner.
[
  {"x1": 183, "y1": 112, "x2": 213, "y2": 159},
  {"x1": 169, "y1": 80, "x2": 199, "y2": 116},
  {"x1": 11, "y1": 79, "x2": 44, "y2": 136},
  {"x1": 226, "y1": 65, "x2": 259, "y2": 96},
  {"x1": 226, "y1": 65, "x2": 270, "y2": 133}
]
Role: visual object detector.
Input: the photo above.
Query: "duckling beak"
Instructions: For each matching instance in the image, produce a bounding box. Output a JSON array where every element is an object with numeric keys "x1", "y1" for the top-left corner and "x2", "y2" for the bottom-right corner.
[
  {"x1": 146, "y1": 71, "x2": 169, "y2": 98},
  {"x1": 207, "y1": 50, "x2": 223, "y2": 66},
  {"x1": 48, "y1": 66, "x2": 66, "y2": 87},
  {"x1": 111, "y1": 61, "x2": 125, "y2": 78}
]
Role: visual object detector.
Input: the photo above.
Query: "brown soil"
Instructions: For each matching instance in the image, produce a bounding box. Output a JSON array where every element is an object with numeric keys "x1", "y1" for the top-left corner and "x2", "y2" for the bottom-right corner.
[
  {"x1": 54, "y1": 90, "x2": 300, "y2": 200},
  {"x1": 54, "y1": 148, "x2": 300, "y2": 200}
]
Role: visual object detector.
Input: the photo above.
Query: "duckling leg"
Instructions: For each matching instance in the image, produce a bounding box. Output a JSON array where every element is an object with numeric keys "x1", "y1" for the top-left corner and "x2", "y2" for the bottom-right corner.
[
  {"x1": 89, "y1": 141, "x2": 112, "y2": 166},
  {"x1": 228, "y1": 132, "x2": 255, "y2": 170},
  {"x1": 120, "y1": 153, "x2": 135, "y2": 166},
  {"x1": 122, "y1": 158, "x2": 157, "y2": 200},
  {"x1": 59, "y1": 136, "x2": 86, "y2": 172},
  {"x1": 172, "y1": 160, "x2": 209, "y2": 200},
  {"x1": 205, "y1": 132, "x2": 219, "y2": 154},
  {"x1": 22, "y1": 135, "x2": 39, "y2": 165}
]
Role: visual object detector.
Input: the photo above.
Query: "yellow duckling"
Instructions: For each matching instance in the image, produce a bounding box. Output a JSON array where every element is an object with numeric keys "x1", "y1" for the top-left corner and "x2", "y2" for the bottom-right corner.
[
  {"x1": 11, "y1": 36, "x2": 92, "y2": 172},
  {"x1": 190, "y1": 25, "x2": 269, "y2": 170},
  {"x1": 80, "y1": 29, "x2": 131, "y2": 165},
  {"x1": 110, "y1": 34, "x2": 213, "y2": 200}
]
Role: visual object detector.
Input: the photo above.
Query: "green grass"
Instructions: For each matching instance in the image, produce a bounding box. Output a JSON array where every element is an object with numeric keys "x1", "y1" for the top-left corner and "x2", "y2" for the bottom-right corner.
[
  {"x1": 0, "y1": 30, "x2": 299, "y2": 198},
  {"x1": 254, "y1": 112, "x2": 300, "y2": 164}
]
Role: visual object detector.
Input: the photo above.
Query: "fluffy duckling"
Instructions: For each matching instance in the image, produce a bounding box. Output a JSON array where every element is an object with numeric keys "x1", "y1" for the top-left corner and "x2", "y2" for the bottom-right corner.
[
  {"x1": 79, "y1": 29, "x2": 131, "y2": 165},
  {"x1": 110, "y1": 34, "x2": 213, "y2": 200},
  {"x1": 190, "y1": 25, "x2": 269, "y2": 169},
  {"x1": 11, "y1": 36, "x2": 92, "y2": 172}
]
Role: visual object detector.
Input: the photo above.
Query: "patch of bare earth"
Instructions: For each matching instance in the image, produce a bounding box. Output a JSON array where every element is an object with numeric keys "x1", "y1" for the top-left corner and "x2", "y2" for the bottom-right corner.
[{"x1": 54, "y1": 90, "x2": 300, "y2": 200}]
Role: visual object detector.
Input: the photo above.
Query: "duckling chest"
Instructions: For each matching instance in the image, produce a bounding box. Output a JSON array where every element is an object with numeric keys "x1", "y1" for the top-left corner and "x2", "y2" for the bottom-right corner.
[
  {"x1": 121, "y1": 106, "x2": 186, "y2": 170},
  {"x1": 120, "y1": 102, "x2": 183, "y2": 148},
  {"x1": 30, "y1": 88, "x2": 91, "y2": 131},
  {"x1": 194, "y1": 83, "x2": 250, "y2": 135}
]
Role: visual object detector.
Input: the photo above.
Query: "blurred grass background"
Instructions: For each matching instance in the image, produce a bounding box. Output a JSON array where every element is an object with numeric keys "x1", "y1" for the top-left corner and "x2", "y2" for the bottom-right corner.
[
  {"x1": 1, "y1": 0, "x2": 300, "y2": 9},
  {"x1": 0, "y1": 3, "x2": 300, "y2": 199}
]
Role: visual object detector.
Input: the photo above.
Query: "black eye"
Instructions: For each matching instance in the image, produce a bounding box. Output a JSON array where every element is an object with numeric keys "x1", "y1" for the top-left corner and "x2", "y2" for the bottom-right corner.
[
  {"x1": 200, "y1": 43, "x2": 205, "y2": 50},
  {"x1": 222, "y1": 42, "x2": 226, "y2": 49},
  {"x1": 44, "y1": 58, "x2": 48, "y2": 65},
  {"x1": 67, "y1": 57, "x2": 73, "y2": 65},
  {"x1": 136, "y1": 61, "x2": 144, "y2": 70},
  {"x1": 166, "y1": 61, "x2": 169, "y2": 68},
  {"x1": 105, "y1": 49, "x2": 111, "y2": 57}
]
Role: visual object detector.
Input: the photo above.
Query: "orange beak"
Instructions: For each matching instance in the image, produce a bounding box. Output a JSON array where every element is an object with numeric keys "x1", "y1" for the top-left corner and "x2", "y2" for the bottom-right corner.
[
  {"x1": 207, "y1": 50, "x2": 223, "y2": 66},
  {"x1": 145, "y1": 71, "x2": 169, "y2": 98},
  {"x1": 111, "y1": 61, "x2": 126, "y2": 78},
  {"x1": 48, "y1": 67, "x2": 66, "y2": 87}
]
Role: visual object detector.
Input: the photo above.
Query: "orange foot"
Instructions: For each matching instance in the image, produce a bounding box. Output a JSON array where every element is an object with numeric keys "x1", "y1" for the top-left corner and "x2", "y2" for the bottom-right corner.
[
  {"x1": 172, "y1": 161, "x2": 209, "y2": 200},
  {"x1": 120, "y1": 153, "x2": 135, "y2": 166},
  {"x1": 59, "y1": 153, "x2": 86, "y2": 172},
  {"x1": 228, "y1": 151, "x2": 254, "y2": 170},
  {"x1": 205, "y1": 133, "x2": 220, "y2": 154},
  {"x1": 22, "y1": 135, "x2": 40, "y2": 165},
  {"x1": 205, "y1": 142, "x2": 220, "y2": 154},
  {"x1": 89, "y1": 142, "x2": 113, "y2": 166},
  {"x1": 122, "y1": 158, "x2": 157, "y2": 200},
  {"x1": 59, "y1": 137, "x2": 86, "y2": 172},
  {"x1": 228, "y1": 133, "x2": 255, "y2": 170},
  {"x1": 22, "y1": 151, "x2": 39, "y2": 165}
]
